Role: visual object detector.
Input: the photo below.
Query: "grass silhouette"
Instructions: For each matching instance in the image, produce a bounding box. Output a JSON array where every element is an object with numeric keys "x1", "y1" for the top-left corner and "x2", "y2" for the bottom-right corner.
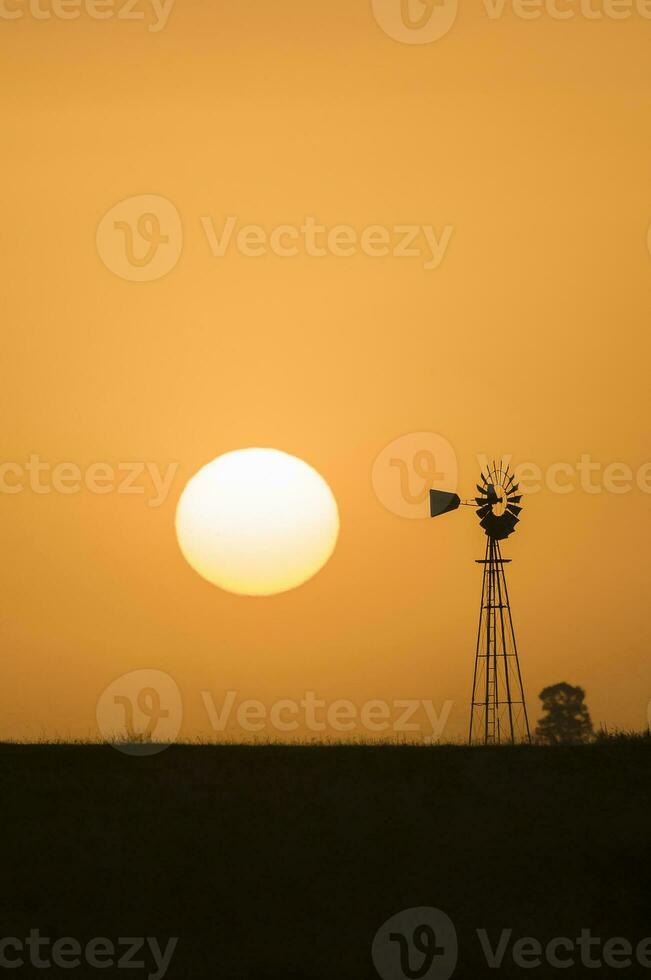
[{"x1": 0, "y1": 734, "x2": 649, "y2": 978}]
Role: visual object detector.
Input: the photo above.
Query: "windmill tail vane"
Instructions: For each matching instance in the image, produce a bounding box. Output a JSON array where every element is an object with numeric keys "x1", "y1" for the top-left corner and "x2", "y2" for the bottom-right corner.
[{"x1": 428, "y1": 459, "x2": 531, "y2": 746}]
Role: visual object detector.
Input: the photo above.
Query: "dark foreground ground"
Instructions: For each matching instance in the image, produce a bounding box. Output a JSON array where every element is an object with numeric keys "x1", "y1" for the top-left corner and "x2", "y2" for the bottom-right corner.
[{"x1": 1, "y1": 738, "x2": 650, "y2": 979}]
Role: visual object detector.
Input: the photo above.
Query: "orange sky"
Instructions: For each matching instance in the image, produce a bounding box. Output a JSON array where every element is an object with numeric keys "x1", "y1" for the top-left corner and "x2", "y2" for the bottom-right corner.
[{"x1": 1, "y1": 0, "x2": 649, "y2": 742}]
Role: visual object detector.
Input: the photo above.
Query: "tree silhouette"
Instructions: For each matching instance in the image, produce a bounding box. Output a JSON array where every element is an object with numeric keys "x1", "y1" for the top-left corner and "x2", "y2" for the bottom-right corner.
[{"x1": 535, "y1": 683, "x2": 594, "y2": 745}]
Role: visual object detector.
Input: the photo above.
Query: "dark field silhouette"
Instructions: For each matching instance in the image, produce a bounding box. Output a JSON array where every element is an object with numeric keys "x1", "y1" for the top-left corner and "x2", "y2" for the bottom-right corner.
[{"x1": 1, "y1": 737, "x2": 650, "y2": 979}]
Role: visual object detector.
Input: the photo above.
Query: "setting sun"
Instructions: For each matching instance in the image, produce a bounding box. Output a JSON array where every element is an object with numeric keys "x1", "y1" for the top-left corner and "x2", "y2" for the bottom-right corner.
[{"x1": 175, "y1": 449, "x2": 340, "y2": 596}]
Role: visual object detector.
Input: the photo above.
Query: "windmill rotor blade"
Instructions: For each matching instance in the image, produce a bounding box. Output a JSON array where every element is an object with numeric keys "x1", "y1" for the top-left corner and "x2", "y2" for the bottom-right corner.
[
  {"x1": 480, "y1": 515, "x2": 499, "y2": 533},
  {"x1": 479, "y1": 510, "x2": 519, "y2": 540},
  {"x1": 506, "y1": 504, "x2": 522, "y2": 516},
  {"x1": 507, "y1": 494, "x2": 522, "y2": 504},
  {"x1": 476, "y1": 504, "x2": 491, "y2": 519},
  {"x1": 476, "y1": 484, "x2": 488, "y2": 495}
]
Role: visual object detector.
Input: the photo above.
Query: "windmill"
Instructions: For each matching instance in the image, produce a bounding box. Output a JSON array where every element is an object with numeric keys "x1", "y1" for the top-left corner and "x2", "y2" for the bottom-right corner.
[{"x1": 429, "y1": 461, "x2": 531, "y2": 746}]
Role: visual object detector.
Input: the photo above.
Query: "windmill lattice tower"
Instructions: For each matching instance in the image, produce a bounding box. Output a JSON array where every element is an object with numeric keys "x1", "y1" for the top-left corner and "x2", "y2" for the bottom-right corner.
[{"x1": 429, "y1": 460, "x2": 531, "y2": 746}]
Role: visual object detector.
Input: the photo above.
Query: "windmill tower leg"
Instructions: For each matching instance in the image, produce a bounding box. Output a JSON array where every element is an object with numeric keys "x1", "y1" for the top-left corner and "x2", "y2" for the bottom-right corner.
[
  {"x1": 495, "y1": 540, "x2": 531, "y2": 744},
  {"x1": 469, "y1": 538, "x2": 490, "y2": 744}
]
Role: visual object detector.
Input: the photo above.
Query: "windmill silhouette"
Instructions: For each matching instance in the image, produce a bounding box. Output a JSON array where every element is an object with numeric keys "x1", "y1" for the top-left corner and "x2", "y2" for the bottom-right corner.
[{"x1": 429, "y1": 460, "x2": 531, "y2": 745}]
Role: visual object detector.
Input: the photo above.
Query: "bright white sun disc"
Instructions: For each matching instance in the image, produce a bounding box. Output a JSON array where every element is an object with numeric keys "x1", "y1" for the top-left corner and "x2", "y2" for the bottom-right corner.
[{"x1": 175, "y1": 448, "x2": 340, "y2": 596}]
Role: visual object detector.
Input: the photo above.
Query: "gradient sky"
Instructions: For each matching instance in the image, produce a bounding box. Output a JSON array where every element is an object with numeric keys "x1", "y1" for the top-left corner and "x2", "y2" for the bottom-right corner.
[{"x1": 1, "y1": 0, "x2": 649, "y2": 742}]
